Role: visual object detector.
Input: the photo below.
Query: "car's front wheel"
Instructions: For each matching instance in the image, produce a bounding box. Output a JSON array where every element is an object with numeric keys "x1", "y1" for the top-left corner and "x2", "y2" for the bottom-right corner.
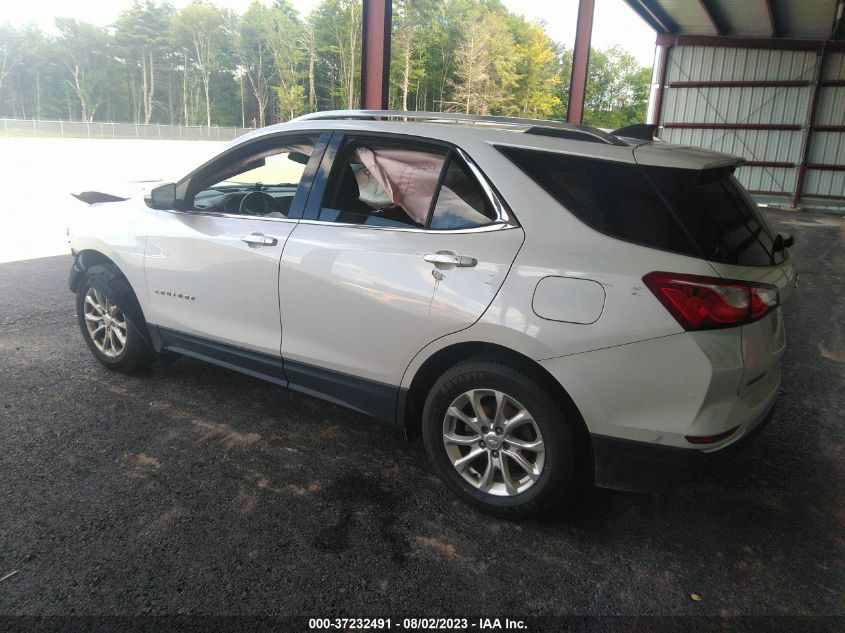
[
  {"x1": 422, "y1": 359, "x2": 576, "y2": 517},
  {"x1": 76, "y1": 268, "x2": 154, "y2": 373}
]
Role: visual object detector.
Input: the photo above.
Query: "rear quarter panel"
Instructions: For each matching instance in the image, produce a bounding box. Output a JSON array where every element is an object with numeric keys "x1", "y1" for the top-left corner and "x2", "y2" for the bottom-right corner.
[{"x1": 401, "y1": 140, "x2": 722, "y2": 386}]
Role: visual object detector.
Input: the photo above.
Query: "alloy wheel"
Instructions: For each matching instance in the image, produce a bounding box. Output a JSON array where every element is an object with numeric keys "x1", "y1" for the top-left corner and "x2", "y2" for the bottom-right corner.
[
  {"x1": 83, "y1": 287, "x2": 128, "y2": 358},
  {"x1": 442, "y1": 389, "x2": 546, "y2": 496}
]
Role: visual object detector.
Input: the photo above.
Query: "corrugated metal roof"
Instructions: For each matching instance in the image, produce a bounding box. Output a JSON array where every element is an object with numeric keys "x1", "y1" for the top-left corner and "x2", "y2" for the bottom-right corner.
[
  {"x1": 713, "y1": 2, "x2": 774, "y2": 38},
  {"x1": 624, "y1": 0, "x2": 842, "y2": 40}
]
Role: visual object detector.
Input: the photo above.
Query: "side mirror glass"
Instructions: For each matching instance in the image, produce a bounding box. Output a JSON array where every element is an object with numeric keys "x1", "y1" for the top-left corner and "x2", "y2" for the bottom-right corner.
[{"x1": 145, "y1": 182, "x2": 177, "y2": 210}]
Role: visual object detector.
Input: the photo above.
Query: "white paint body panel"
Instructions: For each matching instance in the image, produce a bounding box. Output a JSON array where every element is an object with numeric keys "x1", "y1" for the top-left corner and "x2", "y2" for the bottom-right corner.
[
  {"x1": 142, "y1": 212, "x2": 296, "y2": 356},
  {"x1": 67, "y1": 117, "x2": 792, "y2": 457},
  {"x1": 279, "y1": 222, "x2": 523, "y2": 384}
]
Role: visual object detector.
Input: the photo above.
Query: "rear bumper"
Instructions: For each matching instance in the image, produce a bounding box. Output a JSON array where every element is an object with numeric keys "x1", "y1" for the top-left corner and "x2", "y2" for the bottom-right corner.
[{"x1": 591, "y1": 400, "x2": 776, "y2": 493}]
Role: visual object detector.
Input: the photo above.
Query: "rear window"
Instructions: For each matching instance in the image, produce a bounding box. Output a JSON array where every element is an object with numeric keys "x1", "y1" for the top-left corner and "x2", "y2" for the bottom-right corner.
[
  {"x1": 499, "y1": 146, "x2": 783, "y2": 266},
  {"x1": 498, "y1": 146, "x2": 699, "y2": 257},
  {"x1": 642, "y1": 166, "x2": 785, "y2": 266}
]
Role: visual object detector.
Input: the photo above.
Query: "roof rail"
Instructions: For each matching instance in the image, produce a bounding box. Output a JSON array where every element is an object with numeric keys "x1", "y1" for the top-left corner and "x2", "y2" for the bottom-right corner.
[{"x1": 293, "y1": 110, "x2": 628, "y2": 146}]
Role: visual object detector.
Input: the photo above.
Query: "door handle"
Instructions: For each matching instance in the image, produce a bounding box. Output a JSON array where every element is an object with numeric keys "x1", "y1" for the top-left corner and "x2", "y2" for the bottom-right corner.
[
  {"x1": 424, "y1": 251, "x2": 477, "y2": 268},
  {"x1": 242, "y1": 233, "x2": 278, "y2": 247}
]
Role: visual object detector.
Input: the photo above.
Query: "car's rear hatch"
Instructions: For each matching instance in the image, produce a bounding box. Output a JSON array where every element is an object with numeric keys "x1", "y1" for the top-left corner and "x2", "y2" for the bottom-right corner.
[{"x1": 634, "y1": 143, "x2": 796, "y2": 402}]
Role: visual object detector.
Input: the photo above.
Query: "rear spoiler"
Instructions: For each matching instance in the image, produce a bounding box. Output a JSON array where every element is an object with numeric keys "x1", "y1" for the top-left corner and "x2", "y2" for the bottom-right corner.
[{"x1": 612, "y1": 123, "x2": 658, "y2": 141}]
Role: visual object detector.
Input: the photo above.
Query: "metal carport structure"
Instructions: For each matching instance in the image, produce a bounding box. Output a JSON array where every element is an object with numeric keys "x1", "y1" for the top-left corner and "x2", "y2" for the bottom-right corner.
[
  {"x1": 357, "y1": 0, "x2": 844, "y2": 212},
  {"x1": 625, "y1": 0, "x2": 845, "y2": 211}
]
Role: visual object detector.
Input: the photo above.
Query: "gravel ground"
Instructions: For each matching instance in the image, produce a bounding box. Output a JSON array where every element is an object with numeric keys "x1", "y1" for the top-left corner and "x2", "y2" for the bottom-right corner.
[{"x1": 0, "y1": 209, "x2": 842, "y2": 622}]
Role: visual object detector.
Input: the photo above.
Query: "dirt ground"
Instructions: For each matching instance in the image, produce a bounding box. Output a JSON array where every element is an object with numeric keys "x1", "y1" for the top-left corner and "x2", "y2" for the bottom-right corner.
[{"x1": 0, "y1": 209, "x2": 842, "y2": 627}]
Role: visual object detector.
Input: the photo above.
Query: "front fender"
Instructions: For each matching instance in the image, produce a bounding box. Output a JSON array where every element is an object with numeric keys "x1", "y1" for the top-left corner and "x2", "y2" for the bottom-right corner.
[{"x1": 68, "y1": 199, "x2": 151, "y2": 318}]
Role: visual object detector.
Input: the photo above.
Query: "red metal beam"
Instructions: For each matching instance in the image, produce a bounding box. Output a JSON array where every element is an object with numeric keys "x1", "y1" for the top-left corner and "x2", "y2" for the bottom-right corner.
[
  {"x1": 656, "y1": 34, "x2": 845, "y2": 52},
  {"x1": 567, "y1": 0, "x2": 596, "y2": 124},
  {"x1": 663, "y1": 122, "x2": 802, "y2": 130},
  {"x1": 748, "y1": 189, "x2": 790, "y2": 197},
  {"x1": 650, "y1": 44, "x2": 671, "y2": 125},
  {"x1": 745, "y1": 190, "x2": 845, "y2": 204},
  {"x1": 799, "y1": 193, "x2": 845, "y2": 201},
  {"x1": 813, "y1": 125, "x2": 845, "y2": 132},
  {"x1": 743, "y1": 161, "x2": 796, "y2": 168},
  {"x1": 806, "y1": 163, "x2": 845, "y2": 171},
  {"x1": 360, "y1": 0, "x2": 392, "y2": 110},
  {"x1": 820, "y1": 79, "x2": 845, "y2": 86},
  {"x1": 669, "y1": 80, "x2": 811, "y2": 88}
]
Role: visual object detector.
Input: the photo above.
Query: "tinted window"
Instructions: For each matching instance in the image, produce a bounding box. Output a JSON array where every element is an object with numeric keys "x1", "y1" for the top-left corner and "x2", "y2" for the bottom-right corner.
[
  {"x1": 429, "y1": 156, "x2": 497, "y2": 230},
  {"x1": 499, "y1": 146, "x2": 700, "y2": 256},
  {"x1": 643, "y1": 166, "x2": 784, "y2": 266},
  {"x1": 320, "y1": 142, "x2": 446, "y2": 228}
]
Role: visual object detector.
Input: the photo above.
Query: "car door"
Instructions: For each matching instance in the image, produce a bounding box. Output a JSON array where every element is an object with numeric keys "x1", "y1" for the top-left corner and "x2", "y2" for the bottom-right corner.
[
  {"x1": 278, "y1": 133, "x2": 524, "y2": 418},
  {"x1": 143, "y1": 132, "x2": 329, "y2": 377}
]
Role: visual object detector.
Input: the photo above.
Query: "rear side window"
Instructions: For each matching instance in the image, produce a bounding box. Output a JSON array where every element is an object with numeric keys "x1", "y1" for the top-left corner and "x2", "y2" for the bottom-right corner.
[
  {"x1": 429, "y1": 156, "x2": 497, "y2": 230},
  {"x1": 498, "y1": 146, "x2": 700, "y2": 257},
  {"x1": 320, "y1": 141, "x2": 445, "y2": 228},
  {"x1": 642, "y1": 166, "x2": 784, "y2": 266}
]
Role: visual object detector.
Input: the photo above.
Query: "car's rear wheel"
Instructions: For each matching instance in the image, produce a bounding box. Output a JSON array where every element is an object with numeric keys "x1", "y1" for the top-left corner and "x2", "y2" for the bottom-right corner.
[
  {"x1": 76, "y1": 268, "x2": 154, "y2": 373},
  {"x1": 422, "y1": 359, "x2": 576, "y2": 517}
]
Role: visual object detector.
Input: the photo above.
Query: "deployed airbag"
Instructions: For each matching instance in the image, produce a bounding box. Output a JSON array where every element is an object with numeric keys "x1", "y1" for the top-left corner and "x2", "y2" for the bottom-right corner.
[{"x1": 354, "y1": 147, "x2": 445, "y2": 224}]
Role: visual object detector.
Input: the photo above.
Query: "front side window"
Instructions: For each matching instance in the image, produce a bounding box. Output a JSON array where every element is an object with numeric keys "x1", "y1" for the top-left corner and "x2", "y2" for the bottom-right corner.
[
  {"x1": 191, "y1": 136, "x2": 317, "y2": 218},
  {"x1": 319, "y1": 142, "x2": 446, "y2": 228}
]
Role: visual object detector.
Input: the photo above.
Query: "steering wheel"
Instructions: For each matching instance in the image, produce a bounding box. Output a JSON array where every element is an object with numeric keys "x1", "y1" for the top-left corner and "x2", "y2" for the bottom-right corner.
[{"x1": 239, "y1": 190, "x2": 283, "y2": 216}]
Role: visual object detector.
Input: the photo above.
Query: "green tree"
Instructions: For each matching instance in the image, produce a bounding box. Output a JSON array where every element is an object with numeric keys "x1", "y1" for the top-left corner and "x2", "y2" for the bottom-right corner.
[
  {"x1": 268, "y1": 0, "x2": 304, "y2": 121},
  {"x1": 0, "y1": 0, "x2": 654, "y2": 129},
  {"x1": 232, "y1": 2, "x2": 276, "y2": 127},
  {"x1": 310, "y1": 0, "x2": 361, "y2": 110},
  {"x1": 55, "y1": 18, "x2": 114, "y2": 121},
  {"x1": 513, "y1": 23, "x2": 561, "y2": 118},
  {"x1": 583, "y1": 45, "x2": 651, "y2": 128},
  {"x1": 174, "y1": 1, "x2": 225, "y2": 126},
  {"x1": 115, "y1": 1, "x2": 174, "y2": 124},
  {"x1": 450, "y1": 12, "x2": 517, "y2": 115}
]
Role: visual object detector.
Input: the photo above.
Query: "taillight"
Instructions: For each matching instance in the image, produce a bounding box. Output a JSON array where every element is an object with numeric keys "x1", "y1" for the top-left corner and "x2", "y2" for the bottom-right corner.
[{"x1": 643, "y1": 271, "x2": 779, "y2": 331}]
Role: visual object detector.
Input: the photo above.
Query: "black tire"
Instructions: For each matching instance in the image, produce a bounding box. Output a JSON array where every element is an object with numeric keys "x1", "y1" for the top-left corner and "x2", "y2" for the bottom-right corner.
[
  {"x1": 75, "y1": 266, "x2": 155, "y2": 373},
  {"x1": 422, "y1": 359, "x2": 576, "y2": 518}
]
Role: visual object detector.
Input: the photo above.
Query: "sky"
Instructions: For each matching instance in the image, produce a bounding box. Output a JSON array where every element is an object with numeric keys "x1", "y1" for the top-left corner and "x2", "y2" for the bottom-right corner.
[{"x1": 4, "y1": 0, "x2": 657, "y2": 66}]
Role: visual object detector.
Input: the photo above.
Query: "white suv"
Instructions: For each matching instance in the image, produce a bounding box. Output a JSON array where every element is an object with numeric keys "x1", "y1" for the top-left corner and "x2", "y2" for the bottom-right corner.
[{"x1": 68, "y1": 110, "x2": 796, "y2": 516}]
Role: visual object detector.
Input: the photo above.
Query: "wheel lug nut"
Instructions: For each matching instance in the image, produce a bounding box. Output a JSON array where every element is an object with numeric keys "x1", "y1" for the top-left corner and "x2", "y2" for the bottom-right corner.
[
  {"x1": 481, "y1": 426, "x2": 489, "y2": 434},
  {"x1": 492, "y1": 450, "x2": 499, "y2": 458},
  {"x1": 495, "y1": 427, "x2": 503, "y2": 435},
  {"x1": 502, "y1": 442, "x2": 510, "y2": 450},
  {"x1": 479, "y1": 441, "x2": 486, "y2": 448}
]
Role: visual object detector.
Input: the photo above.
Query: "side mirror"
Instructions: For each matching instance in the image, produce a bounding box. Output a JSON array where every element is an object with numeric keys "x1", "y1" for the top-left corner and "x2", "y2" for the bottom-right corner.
[
  {"x1": 774, "y1": 232, "x2": 795, "y2": 251},
  {"x1": 144, "y1": 182, "x2": 177, "y2": 210}
]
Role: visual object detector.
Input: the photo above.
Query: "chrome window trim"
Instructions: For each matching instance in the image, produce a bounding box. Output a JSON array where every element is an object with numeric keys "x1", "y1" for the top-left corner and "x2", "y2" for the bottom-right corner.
[
  {"x1": 163, "y1": 208, "x2": 299, "y2": 224},
  {"x1": 296, "y1": 218, "x2": 517, "y2": 234},
  {"x1": 309, "y1": 139, "x2": 517, "y2": 233},
  {"x1": 452, "y1": 147, "x2": 514, "y2": 227}
]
